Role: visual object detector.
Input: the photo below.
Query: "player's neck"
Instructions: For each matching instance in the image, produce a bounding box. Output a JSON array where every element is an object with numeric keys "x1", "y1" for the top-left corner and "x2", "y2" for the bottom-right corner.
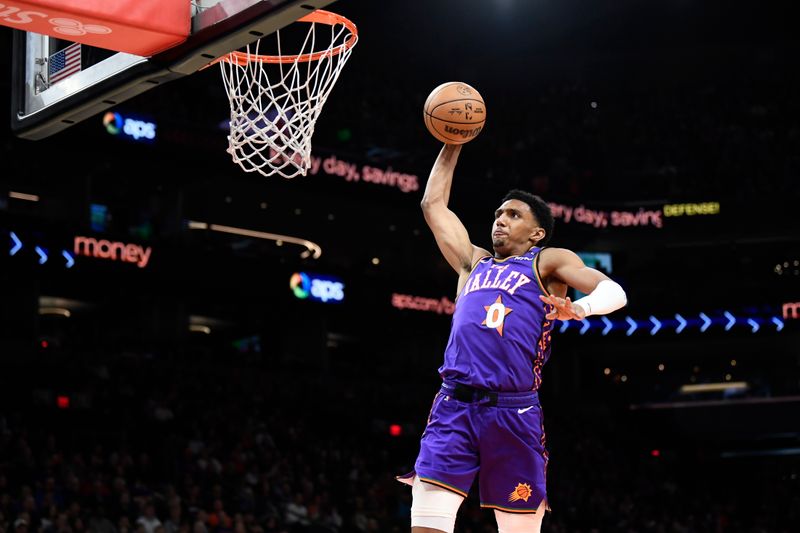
[{"x1": 494, "y1": 245, "x2": 535, "y2": 259}]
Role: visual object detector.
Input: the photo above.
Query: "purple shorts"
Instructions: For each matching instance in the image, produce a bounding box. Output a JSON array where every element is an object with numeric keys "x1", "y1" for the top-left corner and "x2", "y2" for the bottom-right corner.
[{"x1": 398, "y1": 381, "x2": 549, "y2": 513}]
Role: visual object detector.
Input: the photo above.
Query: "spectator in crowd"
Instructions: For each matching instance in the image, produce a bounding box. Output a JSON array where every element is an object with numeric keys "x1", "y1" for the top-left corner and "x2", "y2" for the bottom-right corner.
[{"x1": 135, "y1": 505, "x2": 160, "y2": 533}]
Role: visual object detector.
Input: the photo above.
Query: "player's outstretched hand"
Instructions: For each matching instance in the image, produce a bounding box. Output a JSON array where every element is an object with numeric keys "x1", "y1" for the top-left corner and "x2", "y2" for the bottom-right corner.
[{"x1": 539, "y1": 294, "x2": 586, "y2": 321}]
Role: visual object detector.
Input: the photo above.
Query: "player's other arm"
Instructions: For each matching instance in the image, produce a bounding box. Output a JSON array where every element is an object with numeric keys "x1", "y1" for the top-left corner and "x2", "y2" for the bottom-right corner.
[
  {"x1": 420, "y1": 144, "x2": 488, "y2": 276},
  {"x1": 537, "y1": 248, "x2": 627, "y2": 321}
]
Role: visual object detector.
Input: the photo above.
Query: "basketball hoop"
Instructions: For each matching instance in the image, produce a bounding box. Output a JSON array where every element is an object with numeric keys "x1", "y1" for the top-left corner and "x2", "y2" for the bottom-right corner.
[{"x1": 214, "y1": 10, "x2": 357, "y2": 178}]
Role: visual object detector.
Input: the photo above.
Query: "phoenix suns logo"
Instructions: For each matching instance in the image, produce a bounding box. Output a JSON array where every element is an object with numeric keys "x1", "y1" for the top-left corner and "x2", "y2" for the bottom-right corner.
[{"x1": 508, "y1": 482, "x2": 532, "y2": 503}]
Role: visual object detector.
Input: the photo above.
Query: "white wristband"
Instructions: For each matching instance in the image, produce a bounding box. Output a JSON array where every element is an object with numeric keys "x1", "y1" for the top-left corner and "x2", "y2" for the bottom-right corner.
[{"x1": 573, "y1": 279, "x2": 627, "y2": 317}]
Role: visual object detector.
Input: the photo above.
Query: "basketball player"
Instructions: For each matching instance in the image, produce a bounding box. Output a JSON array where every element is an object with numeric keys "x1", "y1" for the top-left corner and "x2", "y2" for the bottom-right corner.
[{"x1": 398, "y1": 144, "x2": 627, "y2": 533}]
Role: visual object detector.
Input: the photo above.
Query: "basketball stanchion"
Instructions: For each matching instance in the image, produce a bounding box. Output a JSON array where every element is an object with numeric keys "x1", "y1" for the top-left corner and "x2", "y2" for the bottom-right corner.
[{"x1": 212, "y1": 10, "x2": 358, "y2": 179}]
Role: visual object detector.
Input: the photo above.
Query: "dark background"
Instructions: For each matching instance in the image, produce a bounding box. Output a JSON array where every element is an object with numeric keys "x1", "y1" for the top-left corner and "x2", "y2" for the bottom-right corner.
[{"x1": 1, "y1": 1, "x2": 799, "y2": 532}]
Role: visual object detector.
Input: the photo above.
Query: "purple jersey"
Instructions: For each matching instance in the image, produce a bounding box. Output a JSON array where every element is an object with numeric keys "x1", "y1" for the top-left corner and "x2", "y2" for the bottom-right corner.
[{"x1": 440, "y1": 247, "x2": 554, "y2": 392}]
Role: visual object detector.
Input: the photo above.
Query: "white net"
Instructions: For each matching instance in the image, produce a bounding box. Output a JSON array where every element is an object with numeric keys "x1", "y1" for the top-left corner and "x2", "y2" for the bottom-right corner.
[{"x1": 219, "y1": 12, "x2": 357, "y2": 178}]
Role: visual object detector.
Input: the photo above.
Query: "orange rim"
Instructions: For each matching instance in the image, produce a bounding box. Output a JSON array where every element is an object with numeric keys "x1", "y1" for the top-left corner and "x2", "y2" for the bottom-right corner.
[{"x1": 216, "y1": 10, "x2": 357, "y2": 66}]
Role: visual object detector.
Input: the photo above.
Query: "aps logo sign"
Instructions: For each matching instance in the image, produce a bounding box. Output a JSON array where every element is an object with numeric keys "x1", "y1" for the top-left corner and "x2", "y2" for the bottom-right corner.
[
  {"x1": 103, "y1": 112, "x2": 156, "y2": 142},
  {"x1": 290, "y1": 272, "x2": 344, "y2": 303}
]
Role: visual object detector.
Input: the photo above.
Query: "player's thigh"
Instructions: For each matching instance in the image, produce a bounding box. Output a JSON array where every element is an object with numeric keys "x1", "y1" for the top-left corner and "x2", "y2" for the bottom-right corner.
[
  {"x1": 415, "y1": 395, "x2": 480, "y2": 495},
  {"x1": 478, "y1": 405, "x2": 548, "y2": 512},
  {"x1": 494, "y1": 502, "x2": 545, "y2": 533},
  {"x1": 411, "y1": 475, "x2": 465, "y2": 533}
]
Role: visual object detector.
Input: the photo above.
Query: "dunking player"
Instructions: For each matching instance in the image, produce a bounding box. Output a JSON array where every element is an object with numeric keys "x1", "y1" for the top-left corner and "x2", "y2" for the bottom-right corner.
[{"x1": 398, "y1": 145, "x2": 627, "y2": 533}]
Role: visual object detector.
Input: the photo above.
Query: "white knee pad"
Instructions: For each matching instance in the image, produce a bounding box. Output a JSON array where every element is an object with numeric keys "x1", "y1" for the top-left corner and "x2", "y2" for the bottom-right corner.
[
  {"x1": 410, "y1": 476, "x2": 464, "y2": 533},
  {"x1": 494, "y1": 500, "x2": 545, "y2": 533}
]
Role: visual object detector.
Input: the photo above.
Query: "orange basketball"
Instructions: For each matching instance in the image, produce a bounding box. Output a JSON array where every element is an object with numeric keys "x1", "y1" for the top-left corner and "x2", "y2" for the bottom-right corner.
[{"x1": 423, "y1": 82, "x2": 486, "y2": 145}]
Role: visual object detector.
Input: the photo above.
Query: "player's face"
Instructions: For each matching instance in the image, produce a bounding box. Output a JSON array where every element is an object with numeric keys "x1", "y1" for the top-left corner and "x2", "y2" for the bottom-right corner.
[{"x1": 491, "y1": 200, "x2": 543, "y2": 256}]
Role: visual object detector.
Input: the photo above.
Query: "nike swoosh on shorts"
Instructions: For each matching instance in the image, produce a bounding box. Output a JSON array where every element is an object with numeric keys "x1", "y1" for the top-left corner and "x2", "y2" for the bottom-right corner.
[{"x1": 517, "y1": 406, "x2": 535, "y2": 414}]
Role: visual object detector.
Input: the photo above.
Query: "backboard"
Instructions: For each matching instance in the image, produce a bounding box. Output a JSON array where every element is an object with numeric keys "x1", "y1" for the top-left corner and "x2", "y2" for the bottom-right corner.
[{"x1": 10, "y1": 0, "x2": 337, "y2": 140}]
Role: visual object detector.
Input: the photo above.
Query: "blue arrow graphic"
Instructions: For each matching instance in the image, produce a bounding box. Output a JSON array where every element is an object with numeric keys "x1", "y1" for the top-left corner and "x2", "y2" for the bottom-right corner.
[
  {"x1": 625, "y1": 316, "x2": 637, "y2": 336},
  {"x1": 649, "y1": 315, "x2": 662, "y2": 336},
  {"x1": 699, "y1": 313, "x2": 711, "y2": 333},
  {"x1": 35, "y1": 246, "x2": 48, "y2": 265},
  {"x1": 10, "y1": 232, "x2": 22, "y2": 256},
  {"x1": 62, "y1": 250, "x2": 74, "y2": 268},
  {"x1": 675, "y1": 313, "x2": 687, "y2": 334},
  {"x1": 601, "y1": 316, "x2": 612, "y2": 336},
  {"x1": 724, "y1": 311, "x2": 736, "y2": 331},
  {"x1": 556, "y1": 312, "x2": 783, "y2": 336}
]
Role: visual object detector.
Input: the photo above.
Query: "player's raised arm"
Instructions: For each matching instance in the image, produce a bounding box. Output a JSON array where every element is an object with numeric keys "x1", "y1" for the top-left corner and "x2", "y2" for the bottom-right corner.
[
  {"x1": 421, "y1": 144, "x2": 487, "y2": 275},
  {"x1": 537, "y1": 248, "x2": 627, "y2": 321}
]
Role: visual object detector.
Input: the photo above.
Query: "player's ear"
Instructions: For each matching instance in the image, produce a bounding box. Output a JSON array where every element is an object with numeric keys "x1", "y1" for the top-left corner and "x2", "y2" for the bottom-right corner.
[{"x1": 529, "y1": 227, "x2": 545, "y2": 244}]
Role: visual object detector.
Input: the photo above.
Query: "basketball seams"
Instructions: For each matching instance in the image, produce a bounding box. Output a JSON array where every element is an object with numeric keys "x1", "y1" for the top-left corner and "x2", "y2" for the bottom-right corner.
[
  {"x1": 424, "y1": 111, "x2": 485, "y2": 125},
  {"x1": 423, "y1": 83, "x2": 452, "y2": 111},
  {"x1": 429, "y1": 97, "x2": 485, "y2": 114},
  {"x1": 423, "y1": 112, "x2": 442, "y2": 140},
  {"x1": 428, "y1": 99, "x2": 485, "y2": 123},
  {"x1": 428, "y1": 115, "x2": 462, "y2": 143}
]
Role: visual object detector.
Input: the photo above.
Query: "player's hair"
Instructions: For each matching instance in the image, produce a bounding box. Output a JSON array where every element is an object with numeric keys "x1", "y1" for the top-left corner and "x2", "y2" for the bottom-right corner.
[{"x1": 501, "y1": 189, "x2": 554, "y2": 246}]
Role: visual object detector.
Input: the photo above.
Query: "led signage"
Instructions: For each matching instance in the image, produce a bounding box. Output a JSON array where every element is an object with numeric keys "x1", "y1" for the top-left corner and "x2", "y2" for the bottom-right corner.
[
  {"x1": 290, "y1": 272, "x2": 344, "y2": 303},
  {"x1": 73, "y1": 236, "x2": 152, "y2": 268},
  {"x1": 103, "y1": 112, "x2": 156, "y2": 142},
  {"x1": 663, "y1": 202, "x2": 720, "y2": 217},
  {"x1": 391, "y1": 293, "x2": 455, "y2": 315}
]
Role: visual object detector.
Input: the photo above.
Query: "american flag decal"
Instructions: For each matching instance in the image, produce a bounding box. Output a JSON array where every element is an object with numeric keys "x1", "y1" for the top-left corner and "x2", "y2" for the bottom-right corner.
[{"x1": 48, "y1": 43, "x2": 81, "y2": 85}]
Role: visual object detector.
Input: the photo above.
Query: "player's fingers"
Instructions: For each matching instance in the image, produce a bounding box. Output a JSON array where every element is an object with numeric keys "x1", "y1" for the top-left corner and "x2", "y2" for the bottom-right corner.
[{"x1": 541, "y1": 295, "x2": 559, "y2": 308}]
